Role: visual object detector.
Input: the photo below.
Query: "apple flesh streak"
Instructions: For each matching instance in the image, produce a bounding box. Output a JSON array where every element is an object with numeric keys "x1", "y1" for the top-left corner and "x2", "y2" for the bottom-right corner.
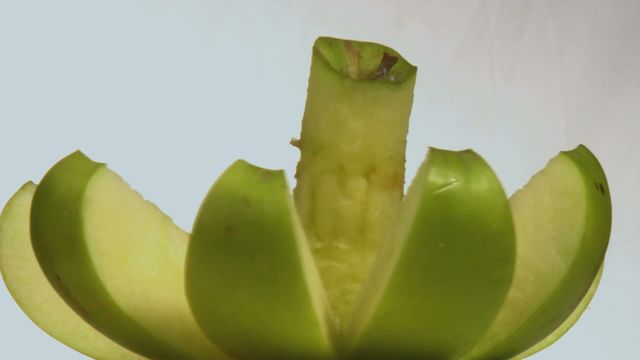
[
  {"x1": 30, "y1": 151, "x2": 228, "y2": 359},
  {"x1": 464, "y1": 145, "x2": 611, "y2": 360},
  {"x1": 0, "y1": 183, "x2": 145, "y2": 360},
  {"x1": 186, "y1": 160, "x2": 334, "y2": 360},
  {"x1": 346, "y1": 148, "x2": 516, "y2": 359},
  {"x1": 293, "y1": 37, "x2": 417, "y2": 330}
]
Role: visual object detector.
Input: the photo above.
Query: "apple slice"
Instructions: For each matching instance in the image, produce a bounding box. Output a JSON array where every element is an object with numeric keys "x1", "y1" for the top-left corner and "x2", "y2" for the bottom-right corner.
[
  {"x1": 0, "y1": 182, "x2": 145, "y2": 360},
  {"x1": 30, "y1": 151, "x2": 229, "y2": 359},
  {"x1": 513, "y1": 264, "x2": 603, "y2": 360},
  {"x1": 186, "y1": 160, "x2": 335, "y2": 360},
  {"x1": 463, "y1": 145, "x2": 611, "y2": 360},
  {"x1": 345, "y1": 148, "x2": 516, "y2": 359}
]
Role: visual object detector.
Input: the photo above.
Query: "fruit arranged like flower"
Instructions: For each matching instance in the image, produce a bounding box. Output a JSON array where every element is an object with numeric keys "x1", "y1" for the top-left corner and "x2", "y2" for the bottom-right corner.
[{"x1": 0, "y1": 37, "x2": 611, "y2": 359}]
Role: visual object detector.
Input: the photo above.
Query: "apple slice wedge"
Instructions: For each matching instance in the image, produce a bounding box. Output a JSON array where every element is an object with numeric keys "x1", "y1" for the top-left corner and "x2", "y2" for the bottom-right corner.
[
  {"x1": 463, "y1": 145, "x2": 611, "y2": 360},
  {"x1": 345, "y1": 148, "x2": 516, "y2": 359},
  {"x1": 186, "y1": 160, "x2": 335, "y2": 360},
  {"x1": 30, "y1": 151, "x2": 229, "y2": 359},
  {"x1": 0, "y1": 182, "x2": 145, "y2": 360}
]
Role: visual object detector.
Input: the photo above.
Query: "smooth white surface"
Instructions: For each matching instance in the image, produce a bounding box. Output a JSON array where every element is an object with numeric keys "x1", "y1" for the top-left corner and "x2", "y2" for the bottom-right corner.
[{"x1": 0, "y1": 0, "x2": 638, "y2": 358}]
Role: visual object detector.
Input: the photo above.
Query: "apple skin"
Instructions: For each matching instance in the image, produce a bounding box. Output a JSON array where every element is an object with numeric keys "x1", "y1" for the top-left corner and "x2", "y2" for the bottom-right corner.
[
  {"x1": 30, "y1": 151, "x2": 228, "y2": 359},
  {"x1": 346, "y1": 148, "x2": 516, "y2": 360},
  {"x1": 186, "y1": 160, "x2": 335, "y2": 360},
  {"x1": 463, "y1": 145, "x2": 611, "y2": 360},
  {"x1": 0, "y1": 182, "x2": 145, "y2": 360}
]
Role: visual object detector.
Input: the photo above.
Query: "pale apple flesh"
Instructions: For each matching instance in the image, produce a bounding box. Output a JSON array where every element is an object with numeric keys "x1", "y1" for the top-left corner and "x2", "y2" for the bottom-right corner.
[
  {"x1": 30, "y1": 151, "x2": 228, "y2": 359},
  {"x1": 0, "y1": 182, "x2": 146, "y2": 360},
  {"x1": 463, "y1": 145, "x2": 611, "y2": 360},
  {"x1": 346, "y1": 148, "x2": 516, "y2": 360},
  {"x1": 186, "y1": 160, "x2": 335, "y2": 360},
  {"x1": 293, "y1": 37, "x2": 417, "y2": 330}
]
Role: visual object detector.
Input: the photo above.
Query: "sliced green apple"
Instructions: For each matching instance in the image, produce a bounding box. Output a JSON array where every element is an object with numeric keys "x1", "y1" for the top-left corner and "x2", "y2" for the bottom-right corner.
[
  {"x1": 345, "y1": 148, "x2": 516, "y2": 359},
  {"x1": 293, "y1": 36, "x2": 417, "y2": 330},
  {"x1": 463, "y1": 145, "x2": 611, "y2": 360},
  {"x1": 30, "y1": 151, "x2": 228, "y2": 359},
  {"x1": 186, "y1": 160, "x2": 335, "y2": 360},
  {"x1": 0, "y1": 182, "x2": 145, "y2": 360},
  {"x1": 512, "y1": 264, "x2": 603, "y2": 360}
]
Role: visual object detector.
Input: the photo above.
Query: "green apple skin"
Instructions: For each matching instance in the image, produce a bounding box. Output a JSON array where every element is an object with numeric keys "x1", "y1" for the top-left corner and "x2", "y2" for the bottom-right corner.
[
  {"x1": 30, "y1": 151, "x2": 228, "y2": 359},
  {"x1": 346, "y1": 148, "x2": 516, "y2": 360},
  {"x1": 0, "y1": 182, "x2": 146, "y2": 360},
  {"x1": 513, "y1": 264, "x2": 603, "y2": 360},
  {"x1": 293, "y1": 37, "x2": 417, "y2": 330},
  {"x1": 186, "y1": 160, "x2": 335, "y2": 360},
  {"x1": 464, "y1": 145, "x2": 611, "y2": 360}
]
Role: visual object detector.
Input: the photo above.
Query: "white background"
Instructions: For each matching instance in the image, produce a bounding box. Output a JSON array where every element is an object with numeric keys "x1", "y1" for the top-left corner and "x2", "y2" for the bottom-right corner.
[{"x1": 1, "y1": 0, "x2": 638, "y2": 358}]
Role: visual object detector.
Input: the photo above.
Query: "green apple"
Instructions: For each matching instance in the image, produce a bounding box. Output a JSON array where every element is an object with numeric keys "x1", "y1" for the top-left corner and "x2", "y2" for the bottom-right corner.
[
  {"x1": 293, "y1": 37, "x2": 417, "y2": 330},
  {"x1": 186, "y1": 160, "x2": 335, "y2": 360},
  {"x1": 513, "y1": 264, "x2": 603, "y2": 360},
  {"x1": 0, "y1": 182, "x2": 145, "y2": 360},
  {"x1": 463, "y1": 145, "x2": 611, "y2": 360},
  {"x1": 345, "y1": 148, "x2": 516, "y2": 359},
  {"x1": 30, "y1": 151, "x2": 229, "y2": 359},
  {"x1": 0, "y1": 35, "x2": 612, "y2": 360}
]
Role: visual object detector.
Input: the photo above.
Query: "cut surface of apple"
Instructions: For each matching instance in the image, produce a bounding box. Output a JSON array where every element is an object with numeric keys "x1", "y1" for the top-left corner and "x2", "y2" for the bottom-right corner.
[
  {"x1": 346, "y1": 148, "x2": 516, "y2": 359},
  {"x1": 513, "y1": 264, "x2": 603, "y2": 360},
  {"x1": 186, "y1": 160, "x2": 334, "y2": 360},
  {"x1": 464, "y1": 145, "x2": 611, "y2": 360},
  {"x1": 30, "y1": 151, "x2": 229, "y2": 359},
  {"x1": 293, "y1": 36, "x2": 417, "y2": 330},
  {"x1": 0, "y1": 182, "x2": 146, "y2": 360}
]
